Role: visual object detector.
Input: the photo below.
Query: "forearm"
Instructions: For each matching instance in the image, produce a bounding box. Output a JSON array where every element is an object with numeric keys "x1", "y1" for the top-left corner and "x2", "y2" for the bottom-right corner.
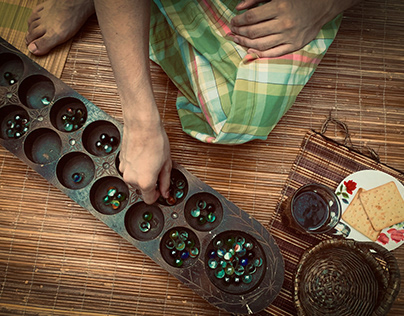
[{"x1": 94, "y1": 0, "x2": 160, "y2": 129}]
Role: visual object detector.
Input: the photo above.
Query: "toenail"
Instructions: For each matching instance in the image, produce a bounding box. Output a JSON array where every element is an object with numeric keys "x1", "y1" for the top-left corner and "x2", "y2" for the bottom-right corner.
[{"x1": 28, "y1": 42, "x2": 38, "y2": 53}]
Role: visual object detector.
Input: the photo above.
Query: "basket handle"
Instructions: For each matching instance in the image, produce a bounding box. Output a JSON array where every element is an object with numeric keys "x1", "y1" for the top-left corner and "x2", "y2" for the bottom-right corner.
[{"x1": 356, "y1": 241, "x2": 401, "y2": 316}]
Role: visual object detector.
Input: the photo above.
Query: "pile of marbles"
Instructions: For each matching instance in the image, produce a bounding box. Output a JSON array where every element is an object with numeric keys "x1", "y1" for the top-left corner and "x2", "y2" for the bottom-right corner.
[
  {"x1": 6, "y1": 114, "x2": 29, "y2": 139},
  {"x1": 95, "y1": 133, "x2": 118, "y2": 154},
  {"x1": 207, "y1": 235, "x2": 263, "y2": 285},
  {"x1": 61, "y1": 107, "x2": 86, "y2": 132},
  {"x1": 102, "y1": 186, "x2": 127, "y2": 210},
  {"x1": 190, "y1": 199, "x2": 216, "y2": 225},
  {"x1": 139, "y1": 211, "x2": 154, "y2": 233},
  {"x1": 158, "y1": 177, "x2": 186, "y2": 206},
  {"x1": 4, "y1": 72, "x2": 17, "y2": 85},
  {"x1": 164, "y1": 229, "x2": 199, "y2": 267}
]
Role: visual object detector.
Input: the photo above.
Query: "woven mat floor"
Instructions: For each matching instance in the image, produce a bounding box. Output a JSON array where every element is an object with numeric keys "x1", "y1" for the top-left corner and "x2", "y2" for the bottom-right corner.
[{"x1": 0, "y1": 0, "x2": 403, "y2": 315}]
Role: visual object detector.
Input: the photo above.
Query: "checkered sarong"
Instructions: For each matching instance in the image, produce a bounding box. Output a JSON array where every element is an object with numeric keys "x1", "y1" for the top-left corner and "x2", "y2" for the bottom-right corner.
[{"x1": 150, "y1": 0, "x2": 341, "y2": 144}]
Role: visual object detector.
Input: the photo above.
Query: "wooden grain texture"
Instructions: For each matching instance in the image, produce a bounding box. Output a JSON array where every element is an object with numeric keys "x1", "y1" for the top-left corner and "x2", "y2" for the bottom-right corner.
[{"x1": 0, "y1": 0, "x2": 403, "y2": 315}]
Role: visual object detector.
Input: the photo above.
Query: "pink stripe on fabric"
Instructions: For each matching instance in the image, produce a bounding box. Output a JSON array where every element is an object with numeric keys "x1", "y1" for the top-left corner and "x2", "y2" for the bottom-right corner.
[
  {"x1": 243, "y1": 52, "x2": 321, "y2": 65},
  {"x1": 202, "y1": 0, "x2": 232, "y2": 35}
]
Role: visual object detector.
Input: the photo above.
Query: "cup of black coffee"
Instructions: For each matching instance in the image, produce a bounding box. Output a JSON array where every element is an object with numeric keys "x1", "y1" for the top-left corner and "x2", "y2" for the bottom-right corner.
[{"x1": 282, "y1": 183, "x2": 350, "y2": 236}]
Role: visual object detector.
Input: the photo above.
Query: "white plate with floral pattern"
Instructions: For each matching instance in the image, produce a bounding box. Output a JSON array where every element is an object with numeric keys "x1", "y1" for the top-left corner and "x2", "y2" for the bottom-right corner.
[{"x1": 336, "y1": 169, "x2": 404, "y2": 251}]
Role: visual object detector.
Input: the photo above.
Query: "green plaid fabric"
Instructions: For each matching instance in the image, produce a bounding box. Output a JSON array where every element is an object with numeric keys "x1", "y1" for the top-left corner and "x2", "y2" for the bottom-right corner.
[{"x1": 150, "y1": 0, "x2": 341, "y2": 144}]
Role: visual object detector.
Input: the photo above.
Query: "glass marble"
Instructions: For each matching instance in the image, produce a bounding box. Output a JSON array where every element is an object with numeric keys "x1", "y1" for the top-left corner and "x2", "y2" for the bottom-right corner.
[
  {"x1": 240, "y1": 258, "x2": 248, "y2": 267},
  {"x1": 176, "y1": 179, "x2": 185, "y2": 189},
  {"x1": 217, "y1": 248, "x2": 225, "y2": 258},
  {"x1": 236, "y1": 236, "x2": 245, "y2": 245},
  {"x1": 72, "y1": 172, "x2": 83, "y2": 183},
  {"x1": 246, "y1": 263, "x2": 256, "y2": 274},
  {"x1": 103, "y1": 144, "x2": 112, "y2": 154},
  {"x1": 116, "y1": 192, "x2": 127, "y2": 202},
  {"x1": 100, "y1": 133, "x2": 108, "y2": 142},
  {"x1": 175, "y1": 241, "x2": 186, "y2": 251},
  {"x1": 110, "y1": 199, "x2": 120, "y2": 210},
  {"x1": 225, "y1": 265, "x2": 235, "y2": 276},
  {"x1": 179, "y1": 231, "x2": 188, "y2": 241},
  {"x1": 41, "y1": 96, "x2": 51, "y2": 105},
  {"x1": 215, "y1": 268, "x2": 225, "y2": 279},
  {"x1": 186, "y1": 239, "x2": 195, "y2": 248},
  {"x1": 253, "y1": 258, "x2": 263, "y2": 267},
  {"x1": 165, "y1": 239, "x2": 175, "y2": 249},
  {"x1": 208, "y1": 258, "x2": 218, "y2": 269},
  {"x1": 4, "y1": 72, "x2": 11, "y2": 79},
  {"x1": 234, "y1": 266, "x2": 245, "y2": 276},
  {"x1": 6, "y1": 129, "x2": 14, "y2": 138},
  {"x1": 224, "y1": 276, "x2": 232, "y2": 284},
  {"x1": 142, "y1": 211, "x2": 153, "y2": 221},
  {"x1": 64, "y1": 122, "x2": 73, "y2": 132},
  {"x1": 244, "y1": 242, "x2": 253, "y2": 250},
  {"x1": 208, "y1": 250, "x2": 216, "y2": 259},
  {"x1": 206, "y1": 212, "x2": 216, "y2": 223},
  {"x1": 214, "y1": 239, "x2": 224, "y2": 249},
  {"x1": 103, "y1": 195, "x2": 112, "y2": 205},
  {"x1": 223, "y1": 252, "x2": 233, "y2": 261},
  {"x1": 190, "y1": 208, "x2": 200, "y2": 218},
  {"x1": 225, "y1": 237, "x2": 235, "y2": 247},
  {"x1": 175, "y1": 189, "x2": 184, "y2": 199},
  {"x1": 166, "y1": 195, "x2": 177, "y2": 205},
  {"x1": 95, "y1": 141, "x2": 102, "y2": 148},
  {"x1": 9, "y1": 79, "x2": 15, "y2": 85},
  {"x1": 107, "y1": 187, "x2": 117, "y2": 197},
  {"x1": 139, "y1": 221, "x2": 151, "y2": 233},
  {"x1": 197, "y1": 200, "x2": 206, "y2": 210},
  {"x1": 242, "y1": 274, "x2": 252, "y2": 284},
  {"x1": 180, "y1": 251, "x2": 190, "y2": 260},
  {"x1": 170, "y1": 230, "x2": 179, "y2": 240},
  {"x1": 197, "y1": 215, "x2": 207, "y2": 225},
  {"x1": 174, "y1": 258, "x2": 183, "y2": 267},
  {"x1": 189, "y1": 247, "x2": 199, "y2": 258},
  {"x1": 206, "y1": 204, "x2": 215, "y2": 212}
]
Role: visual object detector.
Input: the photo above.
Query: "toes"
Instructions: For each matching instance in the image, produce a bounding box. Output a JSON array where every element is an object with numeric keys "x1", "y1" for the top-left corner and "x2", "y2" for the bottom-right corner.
[
  {"x1": 25, "y1": 25, "x2": 45, "y2": 46},
  {"x1": 27, "y1": 5, "x2": 43, "y2": 25},
  {"x1": 28, "y1": 36, "x2": 55, "y2": 55}
]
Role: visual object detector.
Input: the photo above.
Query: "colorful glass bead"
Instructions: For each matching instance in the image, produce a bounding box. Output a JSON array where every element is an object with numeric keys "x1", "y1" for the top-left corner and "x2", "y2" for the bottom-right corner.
[
  {"x1": 244, "y1": 242, "x2": 253, "y2": 250},
  {"x1": 253, "y1": 258, "x2": 263, "y2": 267},
  {"x1": 197, "y1": 200, "x2": 206, "y2": 210},
  {"x1": 6, "y1": 129, "x2": 14, "y2": 138},
  {"x1": 242, "y1": 274, "x2": 253, "y2": 284},
  {"x1": 226, "y1": 237, "x2": 235, "y2": 247},
  {"x1": 109, "y1": 136, "x2": 118, "y2": 146},
  {"x1": 206, "y1": 204, "x2": 215, "y2": 212},
  {"x1": 175, "y1": 189, "x2": 184, "y2": 199},
  {"x1": 189, "y1": 247, "x2": 199, "y2": 258},
  {"x1": 103, "y1": 195, "x2": 112, "y2": 205},
  {"x1": 170, "y1": 250, "x2": 178, "y2": 257},
  {"x1": 180, "y1": 251, "x2": 190, "y2": 260},
  {"x1": 179, "y1": 231, "x2": 188, "y2": 241},
  {"x1": 217, "y1": 248, "x2": 225, "y2": 258},
  {"x1": 215, "y1": 268, "x2": 225, "y2": 279},
  {"x1": 214, "y1": 239, "x2": 224, "y2": 248},
  {"x1": 107, "y1": 187, "x2": 117, "y2": 197},
  {"x1": 41, "y1": 96, "x2": 51, "y2": 105},
  {"x1": 236, "y1": 247, "x2": 247, "y2": 257},
  {"x1": 236, "y1": 236, "x2": 245, "y2": 245},
  {"x1": 233, "y1": 277, "x2": 241, "y2": 284},
  {"x1": 240, "y1": 258, "x2": 248, "y2": 267},
  {"x1": 165, "y1": 239, "x2": 175, "y2": 249},
  {"x1": 234, "y1": 266, "x2": 245, "y2": 276},
  {"x1": 174, "y1": 258, "x2": 183, "y2": 267},
  {"x1": 175, "y1": 241, "x2": 186, "y2": 251},
  {"x1": 139, "y1": 221, "x2": 151, "y2": 233},
  {"x1": 176, "y1": 179, "x2": 185, "y2": 189},
  {"x1": 116, "y1": 192, "x2": 127, "y2": 202},
  {"x1": 103, "y1": 144, "x2": 113, "y2": 153},
  {"x1": 110, "y1": 199, "x2": 120, "y2": 210},
  {"x1": 170, "y1": 230, "x2": 179, "y2": 240},
  {"x1": 207, "y1": 212, "x2": 216, "y2": 223},
  {"x1": 4, "y1": 72, "x2": 11, "y2": 79},
  {"x1": 224, "y1": 252, "x2": 233, "y2": 261},
  {"x1": 208, "y1": 250, "x2": 216, "y2": 258},
  {"x1": 246, "y1": 263, "x2": 256, "y2": 274},
  {"x1": 64, "y1": 122, "x2": 73, "y2": 132},
  {"x1": 166, "y1": 195, "x2": 177, "y2": 205},
  {"x1": 208, "y1": 258, "x2": 218, "y2": 269},
  {"x1": 190, "y1": 208, "x2": 200, "y2": 218},
  {"x1": 197, "y1": 215, "x2": 207, "y2": 225},
  {"x1": 95, "y1": 141, "x2": 102, "y2": 148},
  {"x1": 100, "y1": 133, "x2": 108, "y2": 142},
  {"x1": 142, "y1": 211, "x2": 153, "y2": 221},
  {"x1": 9, "y1": 79, "x2": 15, "y2": 85},
  {"x1": 186, "y1": 239, "x2": 195, "y2": 248},
  {"x1": 66, "y1": 108, "x2": 74, "y2": 115},
  {"x1": 224, "y1": 276, "x2": 232, "y2": 284},
  {"x1": 72, "y1": 172, "x2": 83, "y2": 183},
  {"x1": 225, "y1": 265, "x2": 235, "y2": 276}
]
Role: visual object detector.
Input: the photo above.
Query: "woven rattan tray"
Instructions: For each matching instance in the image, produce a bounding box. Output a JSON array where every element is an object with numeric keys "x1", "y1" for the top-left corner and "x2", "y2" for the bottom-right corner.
[{"x1": 294, "y1": 239, "x2": 400, "y2": 316}]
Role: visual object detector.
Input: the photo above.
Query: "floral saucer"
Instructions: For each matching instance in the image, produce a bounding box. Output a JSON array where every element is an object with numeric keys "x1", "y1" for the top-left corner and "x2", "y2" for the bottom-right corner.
[{"x1": 336, "y1": 170, "x2": 404, "y2": 251}]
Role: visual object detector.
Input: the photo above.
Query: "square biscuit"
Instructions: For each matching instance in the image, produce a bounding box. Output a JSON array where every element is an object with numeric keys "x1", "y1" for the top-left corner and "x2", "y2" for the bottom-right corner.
[
  {"x1": 342, "y1": 188, "x2": 381, "y2": 241},
  {"x1": 359, "y1": 181, "x2": 404, "y2": 231}
]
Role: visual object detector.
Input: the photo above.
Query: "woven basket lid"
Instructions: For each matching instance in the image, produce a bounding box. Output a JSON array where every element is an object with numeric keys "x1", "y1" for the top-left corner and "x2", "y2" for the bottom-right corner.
[{"x1": 294, "y1": 240, "x2": 381, "y2": 316}]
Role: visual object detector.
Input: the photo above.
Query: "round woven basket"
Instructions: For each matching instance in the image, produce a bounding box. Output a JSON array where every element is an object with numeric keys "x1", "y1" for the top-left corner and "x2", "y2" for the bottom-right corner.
[{"x1": 294, "y1": 239, "x2": 400, "y2": 316}]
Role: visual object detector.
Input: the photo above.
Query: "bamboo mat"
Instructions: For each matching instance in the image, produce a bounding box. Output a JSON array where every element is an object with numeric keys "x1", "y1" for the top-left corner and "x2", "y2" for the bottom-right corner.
[
  {"x1": 1, "y1": 0, "x2": 404, "y2": 315},
  {"x1": 0, "y1": 0, "x2": 72, "y2": 78}
]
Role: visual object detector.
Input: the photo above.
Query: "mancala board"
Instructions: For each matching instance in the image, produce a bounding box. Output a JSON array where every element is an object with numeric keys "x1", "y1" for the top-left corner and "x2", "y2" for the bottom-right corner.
[{"x1": 0, "y1": 37, "x2": 284, "y2": 315}]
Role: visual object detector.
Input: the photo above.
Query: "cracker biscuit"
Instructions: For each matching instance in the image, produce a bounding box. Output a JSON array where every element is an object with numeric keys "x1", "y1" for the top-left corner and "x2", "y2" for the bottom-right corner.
[
  {"x1": 342, "y1": 189, "x2": 381, "y2": 241},
  {"x1": 359, "y1": 181, "x2": 404, "y2": 231}
]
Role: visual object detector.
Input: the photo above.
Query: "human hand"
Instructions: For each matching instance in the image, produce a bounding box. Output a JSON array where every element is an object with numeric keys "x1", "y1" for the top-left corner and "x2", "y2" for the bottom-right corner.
[
  {"x1": 119, "y1": 121, "x2": 172, "y2": 204},
  {"x1": 230, "y1": 0, "x2": 350, "y2": 57}
]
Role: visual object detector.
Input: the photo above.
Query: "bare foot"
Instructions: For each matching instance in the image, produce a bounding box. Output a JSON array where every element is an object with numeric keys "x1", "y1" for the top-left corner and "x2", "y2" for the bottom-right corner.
[{"x1": 26, "y1": 0, "x2": 95, "y2": 55}]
